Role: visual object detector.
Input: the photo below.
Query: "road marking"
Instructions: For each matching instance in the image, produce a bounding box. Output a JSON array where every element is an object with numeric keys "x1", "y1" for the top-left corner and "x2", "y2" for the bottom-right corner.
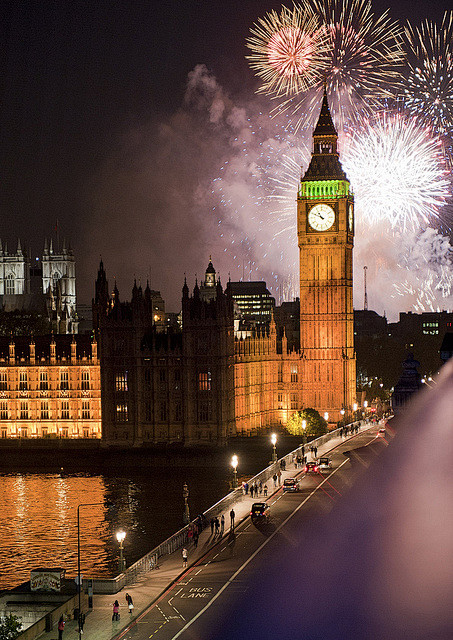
[
  {"x1": 194, "y1": 569, "x2": 202, "y2": 575},
  {"x1": 171, "y1": 459, "x2": 349, "y2": 639}
]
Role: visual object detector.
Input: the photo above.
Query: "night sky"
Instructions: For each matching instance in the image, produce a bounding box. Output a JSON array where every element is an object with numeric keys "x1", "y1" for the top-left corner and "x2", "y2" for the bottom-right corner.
[{"x1": 0, "y1": 0, "x2": 451, "y2": 310}]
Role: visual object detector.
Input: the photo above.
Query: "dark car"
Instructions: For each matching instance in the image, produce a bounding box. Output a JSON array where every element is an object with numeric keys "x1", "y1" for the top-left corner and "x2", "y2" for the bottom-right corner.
[
  {"x1": 304, "y1": 461, "x2": 319, "y2": 473},
  {"x1": 283, "y1": 478, "x2": 300, "y2": 492},
  {"x1": 250, "y1": 502, "x2": 270, "y2": 521}
]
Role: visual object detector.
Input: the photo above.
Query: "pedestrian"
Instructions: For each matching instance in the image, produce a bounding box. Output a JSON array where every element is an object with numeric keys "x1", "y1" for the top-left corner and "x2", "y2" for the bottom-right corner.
[
  {"x1": 112, "y1": 601, "x2": 120, "y2": 622},
  {"x1": 182, "y1": 547, "x2": 188, "y2": 568},
  {"x1": 277, "y1": 469, "x2": 282, "y2": 485},
  {"x1": 301, "y1": 445, "x2": 305, "y2": 458},
  {"x1": 58, "y1": 615, "x2": 65, "y2": 639},
  {"x1": 273, "y1": 473, "x2": 277, "y2": 487},
  {"x1": 244, "y1": 482, "x2": 249, "y2": 495},
  {"x1": 220, "y1": 514, "x2": 225, "y2": 534},
  {"x1": 242, "y1": 482, "x2": 246, "y2": 495},
  {"x1": 230, "y1": 508, "x2": 235, "y2": 530},
  {"x1": 250, "y1": 483, "x2": 254, "y2": 498},
  {"x1": 78, "y1": 612, "x2": 85, "y2": 634},
  {"x1": 188, "y1": 525, "x2": 193, "y2": 542},
  {"x1": 126, "y1": 593, "x2": 134, "y2": 615},
  {"x1": 215, "y1": 516, "x2": 220, "y2": 535},
  {"x1": 314, "y1": 446, "x2": 318, "y2": 457},
  {"x1": 210, "y1": 518, "x2": 215, "y2": 535},
  {"x1": 193, "y1": 529, "x2": 199, "y2": 548},
  {"x1": 259, "y1": 480, "x2": 263, "y2": 495},
  {"x1": 263, "y1": 484, "x2": 268, "y2": 497}
]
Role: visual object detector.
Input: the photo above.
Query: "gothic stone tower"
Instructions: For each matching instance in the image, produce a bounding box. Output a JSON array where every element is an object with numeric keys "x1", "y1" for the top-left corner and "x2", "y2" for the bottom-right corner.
[{"x1": 297, "y1": 90, "x2": 356, "y2": 421}]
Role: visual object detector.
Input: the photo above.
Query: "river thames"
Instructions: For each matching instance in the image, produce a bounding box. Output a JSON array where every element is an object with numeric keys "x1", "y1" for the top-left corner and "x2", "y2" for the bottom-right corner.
[{"x1": 0, "y1": 436, "x2": 300, "y2": 590}]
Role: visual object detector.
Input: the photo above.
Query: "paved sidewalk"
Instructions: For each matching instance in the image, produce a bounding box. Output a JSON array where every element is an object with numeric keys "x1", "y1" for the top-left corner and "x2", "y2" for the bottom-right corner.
[{"x1": 35, "y1": 426, "x2": 372, "y2": 640}]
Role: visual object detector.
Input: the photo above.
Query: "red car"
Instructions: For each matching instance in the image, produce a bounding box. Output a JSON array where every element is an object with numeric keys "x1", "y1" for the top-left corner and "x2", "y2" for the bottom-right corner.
[{"x1": 304, "y1": 461, "x2": 319, "y2": 473}]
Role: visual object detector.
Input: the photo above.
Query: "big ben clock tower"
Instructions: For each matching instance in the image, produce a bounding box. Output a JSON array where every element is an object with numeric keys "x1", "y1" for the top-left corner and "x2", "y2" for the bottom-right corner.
[{"x1": 297, "y1": 90, "x2": 356, "y2": 421}]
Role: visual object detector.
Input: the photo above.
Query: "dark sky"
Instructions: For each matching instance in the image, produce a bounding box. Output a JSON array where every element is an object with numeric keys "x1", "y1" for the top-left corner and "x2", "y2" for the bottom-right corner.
[{"x1": 0, "y1": 0, "x2": 451, "y2": 309}]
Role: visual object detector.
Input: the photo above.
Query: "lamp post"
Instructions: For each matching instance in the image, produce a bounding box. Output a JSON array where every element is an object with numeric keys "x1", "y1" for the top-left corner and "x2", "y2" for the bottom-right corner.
[
  {"x1": 77, "y1": 501, "x2": 113, "y2": 640},
  {"x1": 302, "y1": 419, "x2": 307, "y2": 445},
  {"x1": 340, "y1": 408, "x2": 345, "y2": 427},
  {"x1": 182, "y1": 483, "x2": 190, "y2": 525},
  {"x1": 231, "y1": 454, "x2": 238, "y2": 489},
  {"x1": 271, "y1": 433, "x2": 277, "y2": 464},
  {"x1": 324, "y1": 412, "x2": 329, "y2": 422},
  {"x1": 116, "y1": 530, "x2": 126, "y2": 573}
]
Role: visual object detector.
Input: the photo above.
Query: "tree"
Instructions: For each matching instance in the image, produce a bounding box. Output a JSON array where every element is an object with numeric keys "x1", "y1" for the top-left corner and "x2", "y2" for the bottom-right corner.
[
  {"x1": 0, "y1": 614, "x2": 22, "y2": 640},
  {"x1": 286, "y1": 408, "x2": 328, "y2": 437}
]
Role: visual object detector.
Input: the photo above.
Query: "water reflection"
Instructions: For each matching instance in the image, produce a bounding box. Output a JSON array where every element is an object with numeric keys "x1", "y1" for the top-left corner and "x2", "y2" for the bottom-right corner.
[{"x1": 0, "y1": 467, "x2": 229, "y2": 590}]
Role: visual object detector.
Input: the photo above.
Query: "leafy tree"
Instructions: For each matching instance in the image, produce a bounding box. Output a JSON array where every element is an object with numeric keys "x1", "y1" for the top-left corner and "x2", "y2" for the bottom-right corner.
[
  {"x1": 286, "y1": 408, "x2": 328, "y2": 437},
  {"x1": 0, "y1": 310, "x2": 50, "y2": 336},
  {"x1": 0, "y1": 614, "x2": 22, "y2": 640}
]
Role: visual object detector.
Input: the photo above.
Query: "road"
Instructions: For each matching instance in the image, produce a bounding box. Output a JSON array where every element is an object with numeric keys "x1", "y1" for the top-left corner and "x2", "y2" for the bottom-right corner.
[{"x1": 115, "y1": 425, "x2": 389, "y2": 640}]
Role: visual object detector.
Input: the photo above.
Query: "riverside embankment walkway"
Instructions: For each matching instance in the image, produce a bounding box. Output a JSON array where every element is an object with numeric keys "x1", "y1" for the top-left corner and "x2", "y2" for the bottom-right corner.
[{"x1": 34, "y1": 424, "x2": 376, "y2": 640}]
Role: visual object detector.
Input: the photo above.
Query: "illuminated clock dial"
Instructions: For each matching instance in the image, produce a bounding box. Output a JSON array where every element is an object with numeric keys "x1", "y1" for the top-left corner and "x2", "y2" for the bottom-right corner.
[
  {"x1": 308, "y1": 204, "x2": 335, "y2": 231},
  {"x1": 349, "y1": 204, "x2": 354, "y2": 231}
]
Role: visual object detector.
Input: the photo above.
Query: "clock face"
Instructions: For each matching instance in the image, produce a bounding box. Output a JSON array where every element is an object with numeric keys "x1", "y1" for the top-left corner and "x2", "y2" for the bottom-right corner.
[
  {"x1": 308, "y1": 204, "x2": 335, "y2": 231},
  {"x1": 349, "y1": 204, "x2": 354, "y2": 231}
]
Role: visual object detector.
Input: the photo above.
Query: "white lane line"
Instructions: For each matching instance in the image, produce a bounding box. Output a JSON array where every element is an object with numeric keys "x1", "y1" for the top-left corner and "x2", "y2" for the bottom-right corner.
[
  {"x1": 171, "y1": 459, "x2": 349, "y2": 639},
  {"x1": 195, "y1": 569, "x2": 202, "y2": 575},
  {"x1": 220, "y1": 547, "x2": 227, "y2": 552}
]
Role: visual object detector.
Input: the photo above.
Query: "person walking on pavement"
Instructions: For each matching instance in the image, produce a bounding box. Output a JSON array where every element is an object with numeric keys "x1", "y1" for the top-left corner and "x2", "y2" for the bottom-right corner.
[
  {"x1": 193, "y1": 529, "x2": 199, "y2": 548},
  {"x1": 273, "y1": 473, "x2": 277, "y2": 487},
  {"x1": 126, "y1": 593, "x2": 134, "y2": 614},
  {"x1": 277, "y1": 469, "x2": 282, "y2": 485},
  {"x1": 215, "y1": 516, "x2": 220, "y2": 535},
  {"x1": 230, "y1": 508, "x2": 235, "y2": 530},
  {"x1": 259, "y1": 480, "x2": 263, "y2": 495},
  {"x1": 58, "y1": 615, "x2": 65, "y2": 639},
  {"x1": 264, "y1": 484, "x2": 268, "y2": 497},
  {"x1": 220, "y1": 514, "x2": 225, "y2": 534},
  {"x1": 245, "y1": 482, "x2": 249, "y2": 495},
  {"x1": 250, "y1": 483, "x2": 254, "y2": 498},
  {"x1": 182, "y1": 547, "x2": 188, "y2": 568},
  {"x1": 112, "y1": 601, "x2": 120, "y2": 622}
]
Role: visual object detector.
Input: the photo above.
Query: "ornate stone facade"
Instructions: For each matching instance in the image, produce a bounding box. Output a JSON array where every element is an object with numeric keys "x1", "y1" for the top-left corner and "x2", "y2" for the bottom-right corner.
[{"x1": 0, "y1": 335, "x2": 101, "y2": 439}]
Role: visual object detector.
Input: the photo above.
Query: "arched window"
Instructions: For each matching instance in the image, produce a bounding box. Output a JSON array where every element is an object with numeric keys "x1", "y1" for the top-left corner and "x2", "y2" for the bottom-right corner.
[{"x1": 5, "y1": 274, "x2": 14, "y2": 295}]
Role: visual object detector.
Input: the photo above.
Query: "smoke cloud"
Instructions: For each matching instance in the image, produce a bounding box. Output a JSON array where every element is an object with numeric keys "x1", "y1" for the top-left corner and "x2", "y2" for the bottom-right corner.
[{"x1": 81, "y1": 64, "x2": 453, "y2": 321}]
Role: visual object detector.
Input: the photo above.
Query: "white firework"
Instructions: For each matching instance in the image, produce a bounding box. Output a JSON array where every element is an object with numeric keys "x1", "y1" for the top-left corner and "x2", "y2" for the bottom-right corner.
[{"x1": 341, "y1": 112, "x2": 450, "y2": 229}]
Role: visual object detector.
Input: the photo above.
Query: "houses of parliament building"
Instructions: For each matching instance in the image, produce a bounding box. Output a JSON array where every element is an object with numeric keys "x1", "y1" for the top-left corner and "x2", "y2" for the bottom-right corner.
[{"x1": 0, "y1": 93, "x2": 356, "y2": 445}]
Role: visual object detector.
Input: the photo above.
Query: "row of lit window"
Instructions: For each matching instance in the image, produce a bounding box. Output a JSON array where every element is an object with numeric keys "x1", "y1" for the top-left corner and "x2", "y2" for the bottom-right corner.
[
  {"x1": 0, "y1": 370, "x2": 90, "y2": 391},
  {"x1": 0, "y1": 399, "x2": 92, "y2": 420}
]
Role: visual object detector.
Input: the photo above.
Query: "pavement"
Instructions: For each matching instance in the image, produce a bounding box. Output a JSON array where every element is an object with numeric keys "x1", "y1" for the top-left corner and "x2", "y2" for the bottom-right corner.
[{"x1": 35, "y1": 425, "x2": 373, "y2": 640}]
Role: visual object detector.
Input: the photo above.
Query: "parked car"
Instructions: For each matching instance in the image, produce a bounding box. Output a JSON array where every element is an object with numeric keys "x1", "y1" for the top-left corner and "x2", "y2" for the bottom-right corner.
[
  {"x1": 317, "y1": 457, "x2": 332, "y2": 471},
  {"x1": 304, "y1": 461, "x2": 319, "y2": 473},
  {"x1": 250, "y1": 502, "x2": 270, "y2": 521},
  {"x1": 283, "y1": 478, "x2": 300, "y2": 492}
]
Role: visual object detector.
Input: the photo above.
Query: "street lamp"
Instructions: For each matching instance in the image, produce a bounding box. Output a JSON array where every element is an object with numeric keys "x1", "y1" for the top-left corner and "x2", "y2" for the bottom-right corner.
[
  {"x1": 271, "y1": 433, "x2": 277, "y2": 463},
  {"x1": 301, "y1": 419, "x2": 307, "y2": 445},
  {"x1": 77, "y1": 501, "x2": 113, "y2": 640},
  {"x1": 182, "y1": 483, "x2": 190, "y2": 525},
  {"x1": 231, "y1": 454, "x2": 238, "y2": 489},
  {"x1": 116, "y1": 530, "x2": 126, "y2": 573},
  {"x1": 324, "y1": 412, "x2": 329, "y2": 422}
]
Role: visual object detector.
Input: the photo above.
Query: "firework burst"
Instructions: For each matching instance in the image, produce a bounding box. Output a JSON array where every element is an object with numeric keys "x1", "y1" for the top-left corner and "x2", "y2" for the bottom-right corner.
[
  {"x1": 401, "y1": 11, "x2": 453, "y2": 136},
  {"x1": 341, "y1": 112, "x2": 450, "y2": 229},
  {"x1": 267, "y1": 0, "x2": 405, "y2": 130},
  {"x1": 246, "y1": 5, "x2": 330, "y2": 97}
]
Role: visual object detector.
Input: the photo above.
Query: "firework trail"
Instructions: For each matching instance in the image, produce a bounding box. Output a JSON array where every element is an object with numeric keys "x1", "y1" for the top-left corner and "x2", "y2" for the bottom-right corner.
[
  {"x1": 246, "y1": 5, "x2": 330, "y2": 97},
  {"x1": 248, "y1": 0, "x2": 405, "y2": 131},
  {"x1": 341, "y1": 112, "x2": 450, "y2": 229},
  {"x1": 401, "y1": 11, "x2": 453, "y2": 137}
]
